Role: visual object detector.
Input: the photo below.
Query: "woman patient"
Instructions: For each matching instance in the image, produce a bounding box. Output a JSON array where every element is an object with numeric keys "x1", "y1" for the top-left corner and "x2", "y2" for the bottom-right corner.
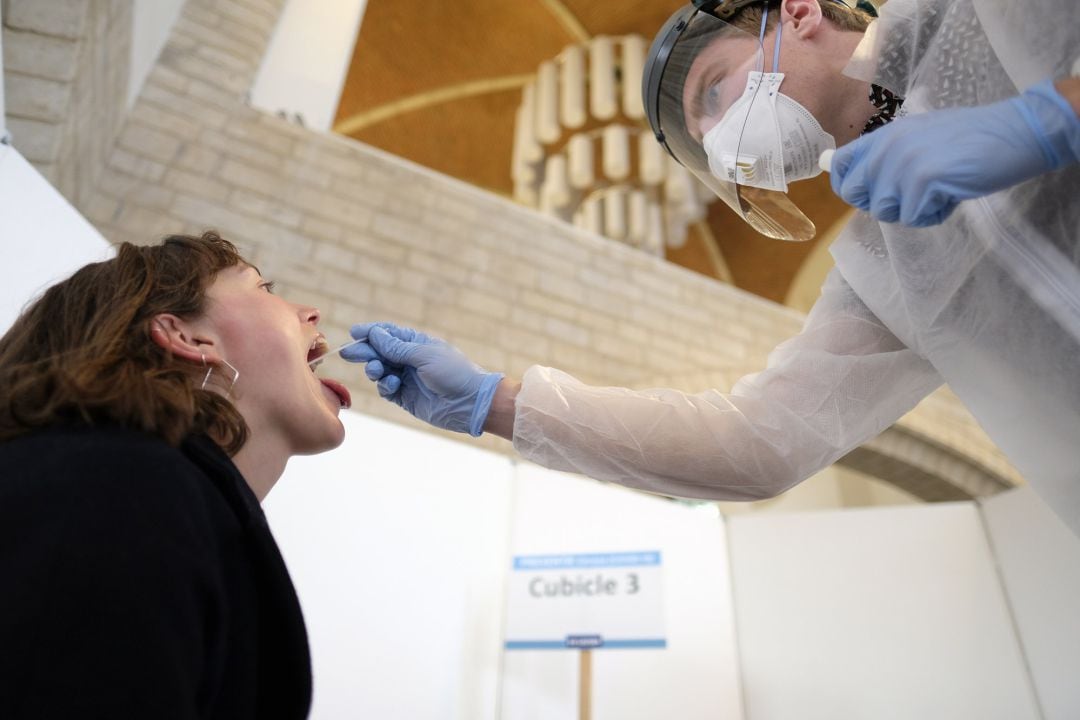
[{"x1": 0, "y1": 231, "x2": 349, "y2": 719}]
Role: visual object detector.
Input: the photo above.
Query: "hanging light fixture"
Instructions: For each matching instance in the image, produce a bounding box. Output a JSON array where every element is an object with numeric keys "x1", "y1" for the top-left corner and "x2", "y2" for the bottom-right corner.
[{"x1": 511, "y1": 35, "x2": 715, "y2": 255}]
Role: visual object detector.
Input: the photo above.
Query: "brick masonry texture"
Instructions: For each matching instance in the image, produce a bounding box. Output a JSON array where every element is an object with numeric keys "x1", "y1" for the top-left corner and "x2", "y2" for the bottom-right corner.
[
  {"x1": 3, "y1": 0, "x2": 131, "y2": 206},
  {"x1": 2, "y1": 0, "x2": 1021, "y2": 490}
]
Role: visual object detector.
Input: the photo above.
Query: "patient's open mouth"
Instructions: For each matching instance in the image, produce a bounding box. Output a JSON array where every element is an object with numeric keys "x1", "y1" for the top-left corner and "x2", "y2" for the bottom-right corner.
[
  {"x1": 307, "y1": 335, "x2": 329, "y2": 370},
  {"x1": 306, "y1": 336, "x2": 351, "y2": 408}
]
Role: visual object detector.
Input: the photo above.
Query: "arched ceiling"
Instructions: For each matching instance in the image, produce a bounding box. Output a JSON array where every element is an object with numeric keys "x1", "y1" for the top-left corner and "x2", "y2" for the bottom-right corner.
[{"x1": 334, "y1": 0, "x2": 851, "y2": 304}]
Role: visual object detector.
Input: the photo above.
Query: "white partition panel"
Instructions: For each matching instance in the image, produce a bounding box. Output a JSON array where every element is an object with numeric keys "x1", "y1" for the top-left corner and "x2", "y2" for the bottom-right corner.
[
  {"x1": 981, "y1": 487, "x2": 1080, "y2": 720},
  {"x1": 264, "y1": 411, "x2": 514, "y2": 720},
  {"x1": 0, "y1": 144, "x2": 113, "y2": 335},
  {"x1": 729, "y1": 503, "x2": 1041, "y2": 720},
  {"x1": 501, "y1": 465, "x2": 744, "y2": 720}
]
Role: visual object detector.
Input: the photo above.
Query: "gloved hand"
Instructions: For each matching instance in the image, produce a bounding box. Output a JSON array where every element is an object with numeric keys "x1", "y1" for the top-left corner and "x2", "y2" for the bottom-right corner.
[
  {"x1": 341, "y1": 322, "x2": 504, "y2": 437},
  {"x1": 830, "y1": 78, "x2": 1080, "y2": 227}
]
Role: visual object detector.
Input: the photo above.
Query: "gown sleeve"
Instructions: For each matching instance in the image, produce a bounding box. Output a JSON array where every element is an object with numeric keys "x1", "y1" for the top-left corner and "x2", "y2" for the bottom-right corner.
[{"x1": 512, "y1": 269, "x2": 945, "y2": 500}]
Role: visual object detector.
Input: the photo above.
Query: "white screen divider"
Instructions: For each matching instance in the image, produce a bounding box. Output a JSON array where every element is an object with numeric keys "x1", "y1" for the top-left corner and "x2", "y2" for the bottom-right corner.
[
  {"x1": 980, "y1": 487, "x2": 1080, "y2": 720},
  {"x1": 727, "y1": 503, "x2": 1042, "y2": 720},
  {"x1": 0, "y1": 144, "x2": 113, "y2": 336}
]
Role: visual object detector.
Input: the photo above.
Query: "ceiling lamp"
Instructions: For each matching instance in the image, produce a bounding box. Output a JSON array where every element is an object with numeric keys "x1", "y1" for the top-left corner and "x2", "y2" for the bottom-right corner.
[{"x1": 511, "y1": 35, "x2": 714, "y2": 254}]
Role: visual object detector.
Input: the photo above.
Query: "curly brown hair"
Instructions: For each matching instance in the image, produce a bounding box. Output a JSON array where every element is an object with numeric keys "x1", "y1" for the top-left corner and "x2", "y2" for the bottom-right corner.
[{"x1": 0, "y1": 231, "x2": 249, "y2": 453}]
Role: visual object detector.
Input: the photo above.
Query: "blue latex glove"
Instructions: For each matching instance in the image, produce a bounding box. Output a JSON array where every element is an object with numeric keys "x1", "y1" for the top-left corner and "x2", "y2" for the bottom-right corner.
[
  {"x1": 341, "y1": 322, "x2": 504, "y2": 437},
  {"x1": 831, "y1": 79, "x2": 1080, "y2": 227}
]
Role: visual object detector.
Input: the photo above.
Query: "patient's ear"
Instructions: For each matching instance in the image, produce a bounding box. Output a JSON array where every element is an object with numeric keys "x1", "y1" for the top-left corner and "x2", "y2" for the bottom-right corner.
[{"x1": 150, "y1": 314, "x2": 220, "y2": 365}]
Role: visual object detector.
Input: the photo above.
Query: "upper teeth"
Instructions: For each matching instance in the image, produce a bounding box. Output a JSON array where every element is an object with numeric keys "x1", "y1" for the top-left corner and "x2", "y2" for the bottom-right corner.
[{"x1": 309, "y1": 336, "x2": 329, "y2": 369}]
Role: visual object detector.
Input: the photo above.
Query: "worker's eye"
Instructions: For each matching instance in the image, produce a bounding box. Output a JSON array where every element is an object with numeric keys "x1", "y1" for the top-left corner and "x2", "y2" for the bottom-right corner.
[{"x1": 703, "y1": 82, "x2": 724, "y2": 116}]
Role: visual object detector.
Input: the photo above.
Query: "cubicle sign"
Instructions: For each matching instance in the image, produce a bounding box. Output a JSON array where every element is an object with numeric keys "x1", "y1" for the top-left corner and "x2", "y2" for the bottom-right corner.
[{"x1": 504, "y1": 550, "x2": 666, "y2": 650}]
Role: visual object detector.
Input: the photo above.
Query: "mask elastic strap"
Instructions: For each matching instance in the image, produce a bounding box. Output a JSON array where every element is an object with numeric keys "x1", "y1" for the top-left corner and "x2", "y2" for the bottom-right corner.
[
  {"x1": 758, "y1": 5, "x2": 783, "y2": 75},
  {"x1": 772, "y1": 16, "x2": 782, "y2": 71}
]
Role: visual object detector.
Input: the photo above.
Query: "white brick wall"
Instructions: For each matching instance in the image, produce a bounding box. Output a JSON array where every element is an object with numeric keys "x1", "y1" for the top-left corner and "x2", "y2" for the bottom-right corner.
[
  {"x1": 3, "y1": 29, "x2": 79, "y2": 80},
  {"x1": 5, "y1": 64, "x2": 73, "y2": 123},
  {"x1": 2, "y1": 0, "x2": 130, "y2": 202},
  {"x1": 4, "y1": 0, "x2": 89, "y2": 40},
  {"x1": 1, "y1": 0, "x2": 1021, "y2": 494}
]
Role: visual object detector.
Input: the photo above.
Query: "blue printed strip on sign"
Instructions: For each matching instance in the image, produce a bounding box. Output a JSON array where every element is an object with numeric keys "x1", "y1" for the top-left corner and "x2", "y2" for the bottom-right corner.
[
  {"x1": 512, "y1": 551, "x2": 661, "y2": 571},
  {"x1": 505, "y1": 639, "x2": 667, "y2": 650}
]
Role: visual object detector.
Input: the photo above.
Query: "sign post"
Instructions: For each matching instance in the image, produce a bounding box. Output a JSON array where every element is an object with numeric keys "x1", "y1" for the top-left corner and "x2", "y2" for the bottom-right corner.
[
  {"x1": 579, "y1": 649, "x2": 591, "y2": 720},
  {"x1": 504, "y1": 550, "x2": 666, "y2": 719}
]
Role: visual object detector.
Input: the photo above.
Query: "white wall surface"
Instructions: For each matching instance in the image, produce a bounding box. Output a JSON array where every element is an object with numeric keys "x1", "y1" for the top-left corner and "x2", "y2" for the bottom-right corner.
[
  {"x1": 981, "y1": 487, "x2": 1080, "y2": 720},
  {"x1": 728, "y1": 503, "x2": 1042, "y2": 720},
  {"x1": 263, "y1": 419, "x2": 1077, "y2": 720},
  {"x1": 264, "y1": 410, "x2": 514, "y2": 720},
  {"x1": 501, "y1": 467, "x2": 745, "y2": 720},
  {"x1": 249, "y1": 0, "x2": 368, "y2": 132},
  {"x1": 0, "y1": 144, "x2": 113, "y2": 335},
  {"x1": 266, "y1": 418, "x2": 745, "y2": 720},
  {"x1": 128, "y1": 0, "x2": 186, "y2": 107}
]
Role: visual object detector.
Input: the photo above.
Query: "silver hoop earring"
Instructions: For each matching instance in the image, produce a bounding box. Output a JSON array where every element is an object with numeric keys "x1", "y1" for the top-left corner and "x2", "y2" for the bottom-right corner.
[
  {"x1": 219, "y1": 359, "x2": 240, "y2": 397},
  {"x1": 201, "y1": 353, "x2": 213, "y2": 391},
  {"x1": 200, "y1": 356, "x2": 239, "y2": 398}
]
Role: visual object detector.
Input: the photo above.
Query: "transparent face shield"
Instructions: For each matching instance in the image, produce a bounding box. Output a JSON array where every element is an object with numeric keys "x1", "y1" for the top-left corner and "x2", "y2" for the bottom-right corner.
[{"x1": 645, "y1": 5, "x2": 833, "y2": 241}]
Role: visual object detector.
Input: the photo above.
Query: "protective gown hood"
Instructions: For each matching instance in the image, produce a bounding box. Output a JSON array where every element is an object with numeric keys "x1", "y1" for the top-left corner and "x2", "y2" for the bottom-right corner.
[{"x1": 831, "y1": 0, "x2": 1080, "y2": 530}]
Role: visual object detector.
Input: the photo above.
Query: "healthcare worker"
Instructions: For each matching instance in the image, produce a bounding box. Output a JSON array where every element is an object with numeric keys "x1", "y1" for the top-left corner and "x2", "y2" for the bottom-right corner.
[{"x1": 345, "y1": 0, "x2": 1080, "y2": 535}]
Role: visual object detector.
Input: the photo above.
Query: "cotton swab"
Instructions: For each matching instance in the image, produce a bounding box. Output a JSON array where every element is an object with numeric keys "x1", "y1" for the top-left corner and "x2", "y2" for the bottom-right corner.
[{"x1": 308, "y1": 337, "x2": 365, "y2": 368}]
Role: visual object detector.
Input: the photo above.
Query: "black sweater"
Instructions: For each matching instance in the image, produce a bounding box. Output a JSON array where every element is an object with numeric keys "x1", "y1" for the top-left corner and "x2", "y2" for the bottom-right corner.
[{"x1": 0, "y1": 425, "x2": 311, "y2": 719}]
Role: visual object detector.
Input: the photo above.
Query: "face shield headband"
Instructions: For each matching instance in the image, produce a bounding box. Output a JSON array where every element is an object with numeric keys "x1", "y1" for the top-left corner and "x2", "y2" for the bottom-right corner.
[{"x1": 643, "y1": 0, "x2": 838, "y2": 241}]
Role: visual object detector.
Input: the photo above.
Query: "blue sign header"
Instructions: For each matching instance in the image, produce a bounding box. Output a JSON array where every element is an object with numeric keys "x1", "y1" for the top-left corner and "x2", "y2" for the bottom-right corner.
[{"x1": 512, "y1": 550, "x2": 661, "y2": 571}]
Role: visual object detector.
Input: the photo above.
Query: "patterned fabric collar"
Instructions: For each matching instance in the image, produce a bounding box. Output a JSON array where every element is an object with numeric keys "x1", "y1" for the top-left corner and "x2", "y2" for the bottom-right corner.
[{"x1": 862, "y1": 83, "x2": 905, "y2": 134}]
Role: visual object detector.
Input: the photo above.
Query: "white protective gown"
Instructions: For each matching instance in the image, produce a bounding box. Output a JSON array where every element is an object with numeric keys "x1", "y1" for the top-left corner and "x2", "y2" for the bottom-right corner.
[{"x1": 512, "y1": 0, "x2": 1080, "y2": 535}]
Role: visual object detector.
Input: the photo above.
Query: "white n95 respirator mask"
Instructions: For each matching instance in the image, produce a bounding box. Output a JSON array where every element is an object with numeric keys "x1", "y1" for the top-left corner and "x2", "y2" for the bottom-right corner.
[{"x1": 702, "y1": 71, "x2": 835, "y2": 192}]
